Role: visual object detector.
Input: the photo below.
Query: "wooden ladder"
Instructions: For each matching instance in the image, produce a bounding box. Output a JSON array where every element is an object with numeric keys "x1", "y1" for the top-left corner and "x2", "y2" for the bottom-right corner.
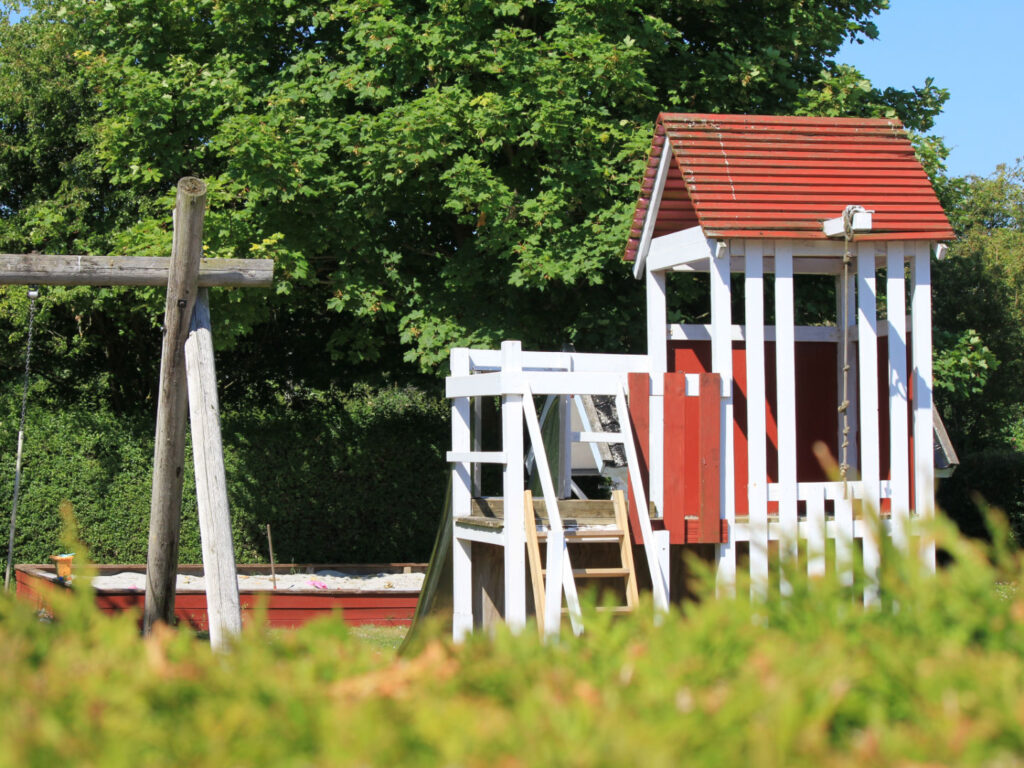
[{"x1": 524, "y1": 488, "x2": 640, "y2": 636}]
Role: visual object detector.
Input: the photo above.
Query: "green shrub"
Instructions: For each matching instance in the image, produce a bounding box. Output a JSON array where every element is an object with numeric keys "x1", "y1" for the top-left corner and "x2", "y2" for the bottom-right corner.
[
  {"x1": 0, "y1": 384, "x2": 448, "y2": 571},
  {"x1": 938, "y1": 448, "x2": 1024, "y2": 541},
  {"x1": 3, "y1": 516, "x2": 1024, "y2": 766}
]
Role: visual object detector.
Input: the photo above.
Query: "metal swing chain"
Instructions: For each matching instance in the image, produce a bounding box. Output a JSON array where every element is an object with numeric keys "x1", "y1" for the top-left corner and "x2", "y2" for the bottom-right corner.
[
  {"x1": 838, "y1": 207, "x2": 855, "y2": 497},
  {"x1": 4, "y1": 286, "x2": 39, "y2": 591}
]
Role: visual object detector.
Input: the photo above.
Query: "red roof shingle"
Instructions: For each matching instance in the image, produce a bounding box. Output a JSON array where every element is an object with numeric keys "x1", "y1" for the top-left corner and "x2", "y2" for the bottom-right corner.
[{"x1": 624, "y1": 113, "x2": 954, "y2": 262}]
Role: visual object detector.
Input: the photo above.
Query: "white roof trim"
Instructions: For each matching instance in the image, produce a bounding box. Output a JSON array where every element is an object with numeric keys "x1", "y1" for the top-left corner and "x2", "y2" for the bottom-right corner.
[
  {"x1": 632, "y1": 144, "x2": 674, "y2": 279},
  {"x1": 646, "y1": 226, "x2": 716, "y2": 272}
]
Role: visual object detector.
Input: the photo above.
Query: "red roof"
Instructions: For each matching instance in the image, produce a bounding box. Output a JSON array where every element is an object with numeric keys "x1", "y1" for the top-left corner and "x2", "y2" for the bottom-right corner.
[{"x1": 624, "y1": 113, "x2": 954, "y2": 262}]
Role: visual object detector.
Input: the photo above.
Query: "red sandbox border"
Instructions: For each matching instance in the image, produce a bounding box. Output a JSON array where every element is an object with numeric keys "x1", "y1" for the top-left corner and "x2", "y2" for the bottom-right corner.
[{"x1": 14, "y1": 563, "x2": 426, "y2": 630}]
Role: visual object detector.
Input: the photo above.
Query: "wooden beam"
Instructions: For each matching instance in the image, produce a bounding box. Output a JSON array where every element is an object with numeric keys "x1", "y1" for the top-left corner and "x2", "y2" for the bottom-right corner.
[
  {"x1": 144, "y1": 177, "x2": 207, "y2": 633},
  {"x1": 185, "y1": 288, "x2": 242, "y2": 650},
  {"x1": 0, "y1": 254, "x2": 273, "y2": 288}
]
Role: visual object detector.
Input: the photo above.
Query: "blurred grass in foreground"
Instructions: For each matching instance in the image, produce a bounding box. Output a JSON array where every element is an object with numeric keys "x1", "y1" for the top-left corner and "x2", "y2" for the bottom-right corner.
[{"x1": 2, "y1": 511, "x2": 1024, "y2": 767}]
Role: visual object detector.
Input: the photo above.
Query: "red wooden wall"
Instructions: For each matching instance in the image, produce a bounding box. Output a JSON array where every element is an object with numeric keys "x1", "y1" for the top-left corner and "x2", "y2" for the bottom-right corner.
[{"x1": 628, "y1": 336, "x2": 922, "y2": 544}]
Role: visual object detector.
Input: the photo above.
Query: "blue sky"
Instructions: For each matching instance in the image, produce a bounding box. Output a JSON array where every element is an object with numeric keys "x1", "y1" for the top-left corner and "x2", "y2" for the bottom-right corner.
[{"x1": 838, "y1": 0, "x2": 1023, "y2": 179}]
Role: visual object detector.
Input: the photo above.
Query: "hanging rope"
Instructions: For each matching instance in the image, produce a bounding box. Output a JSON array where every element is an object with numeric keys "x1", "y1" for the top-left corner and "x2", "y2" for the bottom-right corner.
[
  {"x1": 837, "y1": 207, "x2": 857, "y2": 497},
  {"x1": 5, "y1": 287, "x2": 39, "y2": 591}
]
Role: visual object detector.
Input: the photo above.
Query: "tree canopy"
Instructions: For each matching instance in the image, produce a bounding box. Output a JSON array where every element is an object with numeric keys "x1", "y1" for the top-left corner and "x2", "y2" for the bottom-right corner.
[{"x1": 0, "y1": 0, "x2": 948, "y2": 402}]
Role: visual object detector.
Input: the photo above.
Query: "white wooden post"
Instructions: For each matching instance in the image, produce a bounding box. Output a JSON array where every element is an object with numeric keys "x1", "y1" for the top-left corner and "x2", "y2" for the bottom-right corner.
[
  {"x1": 887, "y1": 242, "x2": 911, "y2": 552},
  {"x1": 807, "y1": 485, "x2": 826, "y2": 578},
  {"x1": 184, "y1": 289, "x2": 242, "y2": 651},
  {"x1": 501, "y1": 341, "x2": 527, "y2": 631},
  {"x1": 744, "y1": 241, "x2": 769, "y2": 599},
  {"x1": 857, "y1": 242, "x2": 881, "y2": 605},
  {"x1": 711, "y1": 241, "x2": 735, "y2": 596},
  {"x1": 911, "y1": 242, "x2": 936, "y2": 571},
  {"x1": 450, "y1": 347, "x2": 474, "y2": 641},
  {"x1": 522, "y1": 385, "x2": 583, "y2": 637},
  {"x1": 775, "y1": 241, "x2": 798, "y2": 594},
  {"x1": 835, "y1": 491, "x2": 855, "y2": 587},
  {"x1": 646, "y1": 267, "x2": 668, "y2": 516}
]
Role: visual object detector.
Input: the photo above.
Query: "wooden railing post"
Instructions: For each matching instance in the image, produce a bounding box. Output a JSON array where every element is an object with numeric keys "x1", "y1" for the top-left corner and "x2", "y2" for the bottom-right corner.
[{"x1": 144, "y1": 177, "x2": 206, "y2": 633}]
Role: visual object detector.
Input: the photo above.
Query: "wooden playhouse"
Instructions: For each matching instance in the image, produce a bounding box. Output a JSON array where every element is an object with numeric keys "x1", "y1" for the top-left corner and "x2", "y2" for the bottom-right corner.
[{"x1": 446, "y1": 113, "x2": 954, "y2": 638}]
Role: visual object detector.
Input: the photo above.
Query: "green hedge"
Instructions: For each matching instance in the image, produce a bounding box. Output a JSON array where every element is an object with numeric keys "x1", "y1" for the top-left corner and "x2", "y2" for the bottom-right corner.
[
  {"x1": 0, "y1": 384, "x2": 448, "y2": 570},
  {"x1": 937, "y1": 449, "x2": 1024, "y2": 542},
  {"x1": 3, "y1": 517, "x2": 1024, "y2": 765}
]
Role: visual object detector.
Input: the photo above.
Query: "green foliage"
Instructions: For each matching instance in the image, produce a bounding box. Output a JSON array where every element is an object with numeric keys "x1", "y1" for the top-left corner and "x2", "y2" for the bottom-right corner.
[
  {"x1": 0, "y1": 0, "x2": 943, "y2": 394},
  {"x1": 933, "y1": 328, "x2": 999, "y2": 400},
  {"x1": 0, "y1": 384, "x2": 448, "y2": 572},
  {"x1": 5, "y1": 517, "x2": 1024, "y2": 765},
  {"x1": 938, "y1": 450, "x2": 1024, "y2": 542},
  {"x1": 930, "y1": 161, "x2": 1024, "y2": 539},
  {"x1": 934, "y1": 162, "x2": 1024, "y2": 453}
]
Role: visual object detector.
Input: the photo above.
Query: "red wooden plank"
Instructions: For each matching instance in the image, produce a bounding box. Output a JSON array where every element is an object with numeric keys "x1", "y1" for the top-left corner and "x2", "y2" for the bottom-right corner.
[
  {"x1": 698, "y1": 372, "x2": 724, "y2": 543},
  {"x1": 662, "y1": 373, "x2": 689, "y2": 543}
]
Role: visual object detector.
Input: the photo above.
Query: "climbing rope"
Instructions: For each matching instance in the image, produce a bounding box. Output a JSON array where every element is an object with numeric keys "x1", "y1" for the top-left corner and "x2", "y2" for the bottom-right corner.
[
  {"x1": 4, "y1": 287, "x2": 39, "y2": 591},
  {"x1": 837, "y1": 207, "x2": 857, "y2": 497}
]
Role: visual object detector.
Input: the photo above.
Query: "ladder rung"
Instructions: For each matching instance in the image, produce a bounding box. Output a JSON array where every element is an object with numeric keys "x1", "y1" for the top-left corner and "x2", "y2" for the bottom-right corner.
[
  {"x1": 573, "y1": 567, "x2": 630, "y2": 578},
  {"x1": 561, "y1": 605, "x2": 633, "y2": 615},
  {"x1": 539, "y1": 567, "x2": 631, "y2": 578}
]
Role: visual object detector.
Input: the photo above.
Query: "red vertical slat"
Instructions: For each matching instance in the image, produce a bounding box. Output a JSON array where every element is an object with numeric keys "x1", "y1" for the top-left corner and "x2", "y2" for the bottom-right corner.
[
  {"x1": 662, "y1": 372, "x2": 688, "y2": 543},
  {"x1": 699, "y1": 372, "x2": 724, "y2": 543}
]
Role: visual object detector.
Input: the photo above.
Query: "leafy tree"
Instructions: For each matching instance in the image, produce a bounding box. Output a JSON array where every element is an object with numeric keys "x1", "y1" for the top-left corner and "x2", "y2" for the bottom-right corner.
[
  {"x1": 0, "y1": 0, "x2": 946, "y2": 404},
  {"x1": 933, "y1": 161, "x2": 1024, "y2": 452}
]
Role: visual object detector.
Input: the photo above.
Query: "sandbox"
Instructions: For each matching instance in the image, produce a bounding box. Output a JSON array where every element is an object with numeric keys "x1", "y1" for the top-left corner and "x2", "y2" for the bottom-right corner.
[{"x1": 14, "y1": 563, "x2": 426, "y2": 629}]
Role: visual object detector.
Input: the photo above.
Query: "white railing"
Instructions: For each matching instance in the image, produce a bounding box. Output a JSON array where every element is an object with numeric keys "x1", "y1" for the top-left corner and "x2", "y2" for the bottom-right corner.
[{"x1": 448, "y1": 341, "x2": 668, "y2": 640}]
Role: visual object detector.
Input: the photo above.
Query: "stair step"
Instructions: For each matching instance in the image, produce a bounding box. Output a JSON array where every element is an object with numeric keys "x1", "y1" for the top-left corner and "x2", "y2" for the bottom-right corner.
[
  {"x1": 574, "y1": 567, "x2": 631, "y2": 578},
  {"x1": 562, "y1": 605, "x2": 634, "y2": 616},
  {"x1": 540, "y1": 566, "x2": 632, "y2": 578}
]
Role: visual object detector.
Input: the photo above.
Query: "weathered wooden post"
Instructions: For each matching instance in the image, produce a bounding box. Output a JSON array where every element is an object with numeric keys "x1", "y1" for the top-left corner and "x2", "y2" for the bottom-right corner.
[
  {"x1": 0, "y1": 182, "x2": 270, "y2": 645},
  {"x1": 185, "y1": 288, "x2": 242, "y2": 649},
  {"x1": 144, "y1": 177, "x2": 207, "y2": 633}
]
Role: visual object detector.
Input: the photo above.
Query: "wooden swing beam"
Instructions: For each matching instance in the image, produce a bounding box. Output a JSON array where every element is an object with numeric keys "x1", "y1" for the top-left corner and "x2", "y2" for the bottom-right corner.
[
  {"x1": 0, "y1": 254, "x2": 273, "y2": 287},
  {"x1": 2, "y1": 177, "x2": 273, "y2": 651}
]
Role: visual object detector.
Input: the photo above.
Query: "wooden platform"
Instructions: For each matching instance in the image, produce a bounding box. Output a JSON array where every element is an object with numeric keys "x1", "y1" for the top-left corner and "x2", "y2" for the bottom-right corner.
[{"x1": 464, "y1": 497, "x2": 656, "y2": 530}]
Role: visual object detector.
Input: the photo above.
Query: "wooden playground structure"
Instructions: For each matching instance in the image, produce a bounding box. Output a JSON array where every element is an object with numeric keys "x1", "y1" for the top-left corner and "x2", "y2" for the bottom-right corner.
[
  {"x1": 2, "y1": 178, "x2": 273, "y2": 650},
  {"x1": 447, "y1": 113, "x2": 955, "y2": 638}
]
